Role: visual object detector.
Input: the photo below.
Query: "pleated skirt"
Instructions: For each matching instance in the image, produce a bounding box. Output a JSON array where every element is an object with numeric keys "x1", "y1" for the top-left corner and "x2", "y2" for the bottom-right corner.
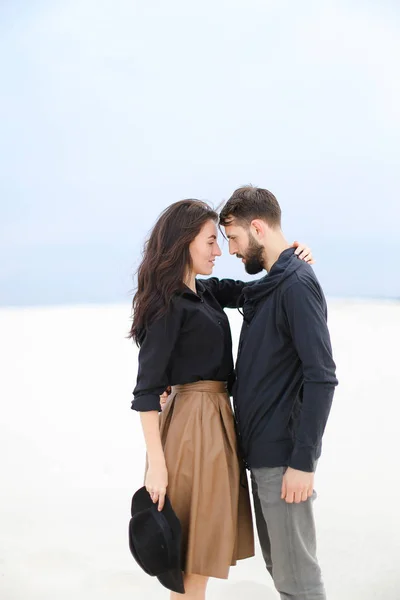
[{"x1": 158, "y1": 380, "x2": 254, "y2": 579}]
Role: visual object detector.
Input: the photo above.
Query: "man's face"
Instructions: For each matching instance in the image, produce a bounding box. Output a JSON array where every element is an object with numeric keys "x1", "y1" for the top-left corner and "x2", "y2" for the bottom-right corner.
[{"x1": 224, "y1": 222, "x2": 265, "y2": 275}]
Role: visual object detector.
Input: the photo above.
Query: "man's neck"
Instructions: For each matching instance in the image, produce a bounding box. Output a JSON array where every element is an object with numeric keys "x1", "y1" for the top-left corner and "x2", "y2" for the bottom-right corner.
[{"x1": 263, "y1": 236, "x2": 291, "y2": 272}]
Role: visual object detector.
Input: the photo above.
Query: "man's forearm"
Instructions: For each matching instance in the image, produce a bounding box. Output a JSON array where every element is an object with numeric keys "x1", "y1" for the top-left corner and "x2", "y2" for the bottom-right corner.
[{"x1": 289, "y1": 382, "x2": 336, "y2": 472}]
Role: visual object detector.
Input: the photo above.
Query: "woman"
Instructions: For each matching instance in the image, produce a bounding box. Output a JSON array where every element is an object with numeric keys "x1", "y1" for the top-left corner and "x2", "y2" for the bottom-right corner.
[{"x1": 130, "y1": 199, "x2": 313, "y2": 599}]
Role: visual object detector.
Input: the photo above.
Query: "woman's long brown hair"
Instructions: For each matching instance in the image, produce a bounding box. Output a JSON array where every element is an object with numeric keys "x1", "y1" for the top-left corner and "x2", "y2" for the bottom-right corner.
[{"x1": 129, "y1": 199, "x2": 218, "y2": 344}]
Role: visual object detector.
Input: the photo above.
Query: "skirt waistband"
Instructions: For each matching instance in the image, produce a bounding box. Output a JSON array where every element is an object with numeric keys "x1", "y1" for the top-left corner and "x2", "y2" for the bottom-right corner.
[{"x1": 172, "y1": 380, "x2": 227, "y2": 394}]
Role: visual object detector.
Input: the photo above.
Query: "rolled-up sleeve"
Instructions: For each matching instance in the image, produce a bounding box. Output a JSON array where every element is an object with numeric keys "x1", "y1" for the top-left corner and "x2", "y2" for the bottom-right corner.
[{"x1": 131, "y1": 302, "x2": 182, "y2": 412}]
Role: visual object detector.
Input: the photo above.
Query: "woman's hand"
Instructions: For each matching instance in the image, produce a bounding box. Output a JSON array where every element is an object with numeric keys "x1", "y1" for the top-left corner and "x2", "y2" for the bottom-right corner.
[
  {"x1": 145, "y1": 460, "x2": 168, "y2": 511},
  {"x1": 292, "y1": 241, "x2": 315, "y2": 264},
  {"x1": 140, "y1": 411, "x2": 167, "y2": 511}
]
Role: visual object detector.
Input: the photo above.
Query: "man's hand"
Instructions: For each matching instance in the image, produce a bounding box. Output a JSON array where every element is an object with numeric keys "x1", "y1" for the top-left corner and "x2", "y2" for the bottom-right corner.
[
  {"x1": 160, "y1": 386, "x2": 171, "y2": 411},
  {"x1": 281, "y1": 467, "x2": 314, "y2": 504}
]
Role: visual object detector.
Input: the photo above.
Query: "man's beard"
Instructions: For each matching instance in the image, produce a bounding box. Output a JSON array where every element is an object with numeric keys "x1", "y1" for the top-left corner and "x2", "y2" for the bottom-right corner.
[{"x1": 240, "y1": 237, "x2": 265, "y2": 275}]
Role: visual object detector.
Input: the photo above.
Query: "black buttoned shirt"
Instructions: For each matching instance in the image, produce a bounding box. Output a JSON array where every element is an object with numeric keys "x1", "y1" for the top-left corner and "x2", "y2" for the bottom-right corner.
[{"x1": 131, "y1": 278, "x2": 247, "y2": 412}]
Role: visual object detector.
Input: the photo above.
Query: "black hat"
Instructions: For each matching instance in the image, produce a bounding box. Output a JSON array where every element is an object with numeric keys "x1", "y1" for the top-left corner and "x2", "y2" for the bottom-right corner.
[{"x1": 129, "y1": 486, "x2": 185, "y2": 594}]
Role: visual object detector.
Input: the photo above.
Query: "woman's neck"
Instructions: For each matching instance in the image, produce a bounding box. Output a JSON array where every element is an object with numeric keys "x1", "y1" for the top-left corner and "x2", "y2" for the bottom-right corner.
[{"x1": 184, "y1": 271, "x2": 197, "y2": 294}]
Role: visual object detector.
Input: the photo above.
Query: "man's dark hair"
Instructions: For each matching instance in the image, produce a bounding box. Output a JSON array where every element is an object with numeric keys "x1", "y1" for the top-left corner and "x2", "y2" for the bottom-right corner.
[{"x1": 219, "y1": 185, "x2": 281, "y2": 228}]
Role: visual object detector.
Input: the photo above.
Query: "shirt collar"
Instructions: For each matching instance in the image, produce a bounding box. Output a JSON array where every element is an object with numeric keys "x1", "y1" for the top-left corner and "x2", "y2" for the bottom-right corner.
[{"x1": 180, "y1": 279, "x2": 205, "y2": 302}]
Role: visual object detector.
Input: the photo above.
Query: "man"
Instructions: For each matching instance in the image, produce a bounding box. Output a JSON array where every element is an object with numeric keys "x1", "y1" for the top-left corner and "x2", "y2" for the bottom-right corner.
[{"x1": 219, "y1": 186, "x2": 338, "y2": 600}]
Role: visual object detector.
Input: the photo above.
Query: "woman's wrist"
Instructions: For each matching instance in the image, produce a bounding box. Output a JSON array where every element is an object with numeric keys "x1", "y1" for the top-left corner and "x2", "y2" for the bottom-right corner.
[{"x1": 148, "y1": 454, "x2": 166, "y2": 467}]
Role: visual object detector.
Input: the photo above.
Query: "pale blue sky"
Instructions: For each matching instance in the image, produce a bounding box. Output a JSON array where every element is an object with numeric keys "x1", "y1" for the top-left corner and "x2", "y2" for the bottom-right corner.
[{"x1": 1, "y1": 0, "x2": 399, "y2": 305}]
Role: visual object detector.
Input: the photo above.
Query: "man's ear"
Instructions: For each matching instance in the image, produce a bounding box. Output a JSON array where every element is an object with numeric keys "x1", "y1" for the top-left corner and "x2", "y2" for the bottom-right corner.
[{"x1": 250, "y1": 218, "x2": 267, "y2": 240}]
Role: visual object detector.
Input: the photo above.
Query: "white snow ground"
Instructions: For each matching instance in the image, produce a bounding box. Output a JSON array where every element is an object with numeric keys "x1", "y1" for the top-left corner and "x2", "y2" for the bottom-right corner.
[{"x1": 0, "y1": 300, "x2": 399, "y2": 600}]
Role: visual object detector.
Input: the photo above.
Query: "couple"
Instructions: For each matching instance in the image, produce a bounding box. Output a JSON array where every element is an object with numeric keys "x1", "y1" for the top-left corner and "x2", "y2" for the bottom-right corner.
[{"x1": 130, "y1": 185, "x2": 338, "y2": 600}]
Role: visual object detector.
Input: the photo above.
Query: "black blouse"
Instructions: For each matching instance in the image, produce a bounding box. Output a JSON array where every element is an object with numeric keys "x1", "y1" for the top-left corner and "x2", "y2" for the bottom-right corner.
[{"x1": 131, "y1": 278, "x2": 248, "y2": 412}]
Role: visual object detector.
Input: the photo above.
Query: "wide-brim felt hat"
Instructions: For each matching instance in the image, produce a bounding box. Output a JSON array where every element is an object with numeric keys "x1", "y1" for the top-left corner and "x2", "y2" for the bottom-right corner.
[{"x1": 129, "y1": 486, "x2": 185, "y2": 594}]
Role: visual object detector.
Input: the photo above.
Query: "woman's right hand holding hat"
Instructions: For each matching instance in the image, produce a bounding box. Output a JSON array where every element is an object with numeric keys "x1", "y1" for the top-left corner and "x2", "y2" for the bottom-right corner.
[{"x1": 145, "y1": 460, "x2": 168, "y2": 511}]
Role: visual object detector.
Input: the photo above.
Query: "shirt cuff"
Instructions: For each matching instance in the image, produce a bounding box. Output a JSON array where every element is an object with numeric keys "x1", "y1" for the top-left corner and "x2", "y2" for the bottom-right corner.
[
  {"x1": 131, "y1": 393, "x2": 162, "y2": 412},
  {"x1": 288, "y1": 444, "x2": 317, "y2": 472}
]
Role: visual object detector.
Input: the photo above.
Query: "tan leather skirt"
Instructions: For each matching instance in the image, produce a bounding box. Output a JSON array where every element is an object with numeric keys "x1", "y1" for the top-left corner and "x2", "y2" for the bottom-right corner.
[{"x1": 159, "y1": 380, "x2": 254, "y2": 579}]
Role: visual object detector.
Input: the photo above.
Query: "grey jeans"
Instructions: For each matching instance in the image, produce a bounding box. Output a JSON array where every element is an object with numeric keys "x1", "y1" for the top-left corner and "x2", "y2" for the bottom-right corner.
[{"x1": 251, "y1": 466, "x2": 326, "y2": 600}]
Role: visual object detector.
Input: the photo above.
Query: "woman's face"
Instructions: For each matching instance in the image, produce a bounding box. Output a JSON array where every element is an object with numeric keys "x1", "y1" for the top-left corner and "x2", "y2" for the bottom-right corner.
[{"x1": 189, "y1": 220, "x2": 222, "y2": 276}]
